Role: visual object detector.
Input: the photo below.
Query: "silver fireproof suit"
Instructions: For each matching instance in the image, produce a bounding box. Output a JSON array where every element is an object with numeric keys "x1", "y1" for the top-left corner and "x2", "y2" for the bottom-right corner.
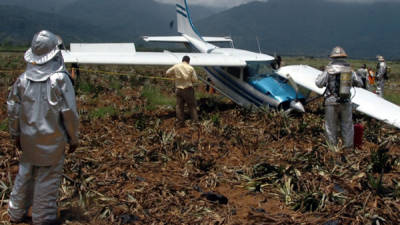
[
  {"x1": 316, "y1": 59, "x2": 362, "y2": 148},
  {"x1": 356, "y1": 68, "x2": 369, "y2": 90},
  {"x1": 375, "y1": 61, "x2": 387, "y2": 98},
  {"x1": 7, "y1": 50, "x2": 78, "y2": 224}
]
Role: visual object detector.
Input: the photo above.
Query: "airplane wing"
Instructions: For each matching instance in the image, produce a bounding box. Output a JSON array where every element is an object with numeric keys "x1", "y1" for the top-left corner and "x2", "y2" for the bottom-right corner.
[
  {"x1": 277, "y1": 65, "x2": 325, "y2": 95},
  {"x1": 351, "y1": 88, "x2": 400, "y2": 129},
  {"x1": 142, "y1": 36, "x2": 233, "y2": 43},
  {"x1": 277, "y1": 65, "x2": 400, "y2": 129},
  {"x1": 61, "y1": 43, "x2": 245, "y2": 67}
]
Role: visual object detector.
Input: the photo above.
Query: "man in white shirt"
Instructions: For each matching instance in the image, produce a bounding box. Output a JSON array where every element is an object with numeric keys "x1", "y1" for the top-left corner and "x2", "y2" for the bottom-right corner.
[{"x1": 166, "y1": 56, "x2": 198, "y2": 127}]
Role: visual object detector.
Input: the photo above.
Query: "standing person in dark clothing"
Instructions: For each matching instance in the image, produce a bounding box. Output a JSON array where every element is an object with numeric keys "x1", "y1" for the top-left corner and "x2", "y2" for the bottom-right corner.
[
  {"x1": 271, "y1": 55, "x2": 283, "y2": 70},
  {"x1": 356, "y1": 64, "x2": 369, "y2": 89}
]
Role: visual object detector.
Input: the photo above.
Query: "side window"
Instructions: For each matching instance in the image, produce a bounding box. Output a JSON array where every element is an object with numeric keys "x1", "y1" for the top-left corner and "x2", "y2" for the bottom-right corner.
[{"x1": 227, "y1": 67, "x2": 241, "y2": 79}]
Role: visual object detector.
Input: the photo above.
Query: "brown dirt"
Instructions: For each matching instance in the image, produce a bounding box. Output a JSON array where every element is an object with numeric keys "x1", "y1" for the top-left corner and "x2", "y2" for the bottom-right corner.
[{"x1": 1, "y1": 55, "x2": 399, "y2": 225}]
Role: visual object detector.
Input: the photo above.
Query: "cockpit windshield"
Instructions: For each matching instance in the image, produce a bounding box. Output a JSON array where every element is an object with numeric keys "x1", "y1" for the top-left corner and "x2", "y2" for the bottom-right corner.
[{"x1": 245, "y1": 61, "x2": 275, "y2": 78}]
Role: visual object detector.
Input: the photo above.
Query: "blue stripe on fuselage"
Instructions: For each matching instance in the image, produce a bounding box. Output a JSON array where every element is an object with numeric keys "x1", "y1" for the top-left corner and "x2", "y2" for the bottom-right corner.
[
  {"x1": 213, "y1": 67, "x2": 267, "y2": 104},
  {"x1": 204, "y1": 67, "x2": 263, "y2": 106},
  {"x1": 183, "y1": 0, "x2": 204, "y2": 41},
  {"x1": 176, "y1": 4, "x2": 186, "y2": 12},
  {"x1": 177, "y1": 10, "x2": 187, "y2": 18}
]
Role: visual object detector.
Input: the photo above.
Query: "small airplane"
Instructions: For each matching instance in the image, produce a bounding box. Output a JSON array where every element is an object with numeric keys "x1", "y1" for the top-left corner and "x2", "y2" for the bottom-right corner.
[
  {"x1": 61, "y1": 0, "x2": 400, "y2": 129},
  {"x1": 62, "y1": 0, "x2": 305, "y2": 113}
]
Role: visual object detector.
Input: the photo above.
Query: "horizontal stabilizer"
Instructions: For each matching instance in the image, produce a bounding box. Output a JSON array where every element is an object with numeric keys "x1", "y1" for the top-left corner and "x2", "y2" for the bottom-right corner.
[
  {"x1": 70, "y1": 43, "x2": 136, "y2": 54},
  {"x1": 143, "y1": 36, "x2": 233, "y2": 44}
]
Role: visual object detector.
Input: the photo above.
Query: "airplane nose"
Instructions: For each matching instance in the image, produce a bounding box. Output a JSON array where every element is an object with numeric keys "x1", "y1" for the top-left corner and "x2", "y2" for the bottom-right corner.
[{"x1": 290, "y1": 100, "x2": 305, "y2": 113}]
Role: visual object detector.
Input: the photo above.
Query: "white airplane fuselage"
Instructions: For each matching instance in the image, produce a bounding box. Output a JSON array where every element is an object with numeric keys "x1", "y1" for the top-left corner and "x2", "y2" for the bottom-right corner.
[
  {"x1": 176, "y1": 0, "x2": 305, "y2": 111},
  {"x1": 187, "y1": 43, "x2": 305, "y2": 111}
]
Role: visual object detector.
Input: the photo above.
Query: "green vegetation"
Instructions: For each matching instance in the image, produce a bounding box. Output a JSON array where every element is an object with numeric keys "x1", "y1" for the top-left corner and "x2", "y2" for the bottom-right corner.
[
  {"x1": 385, "y1": 92, "x2": 400, "y2": 106},
  {"x1": 284, "y1": 57, "x2": 329, "y2": 70},
  {"x1": 109, "y1": 79, "x2": 122, "y2": 92},
  {"x1": 77, "y1": 81, "x2": 97, "y2": 95},
  {"x1": 0, "y1": 119, "x2": 8, "y2": 131},
  {"x1": 0, "y1": 45, "x2": 28, "y2": 53},
  {"x1": 141, "y1": 84, "x2": 176, "y2": 110},
  {"x1": 195, "y1": 89, "x2": 214, "y2": 100},
  {"x1": 89, "y1": 106, "x2": 117, "y2": 119},
  {"x1": 210, "y1": 113, "x2": 221, "y2": 127}
]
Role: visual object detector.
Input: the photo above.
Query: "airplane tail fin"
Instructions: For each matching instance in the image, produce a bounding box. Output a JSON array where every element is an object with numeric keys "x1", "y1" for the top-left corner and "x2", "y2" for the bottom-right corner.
[{"x1": 176, "y1": 0, "x2": 203, "y2": 41}]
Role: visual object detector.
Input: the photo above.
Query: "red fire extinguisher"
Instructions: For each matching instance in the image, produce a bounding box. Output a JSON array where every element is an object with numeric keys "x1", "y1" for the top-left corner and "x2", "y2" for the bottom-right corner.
[{"x1": 354, "y1": 124, "x2": 364, "y2": 149}]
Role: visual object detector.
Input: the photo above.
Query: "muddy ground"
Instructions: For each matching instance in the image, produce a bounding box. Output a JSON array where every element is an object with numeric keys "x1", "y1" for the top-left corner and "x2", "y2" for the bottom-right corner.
[{"x1": 0, "y1": 54, "x2": 399, "y2": 224}]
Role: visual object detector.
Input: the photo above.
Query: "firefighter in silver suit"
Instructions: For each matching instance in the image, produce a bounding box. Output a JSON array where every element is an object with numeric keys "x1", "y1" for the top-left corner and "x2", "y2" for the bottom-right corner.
[
  {"x1": 356, "y1": 64, "x2": 369, "y2": 90},
  {"x1": 316, "y1": 46, "x2": 362, "y2": 149},
  {"x1": 7, "y1": 30, "x2": 79, "y2": 225},
  {"x1": 375, "y1": 55, "x2": 387, "y2": 98}
]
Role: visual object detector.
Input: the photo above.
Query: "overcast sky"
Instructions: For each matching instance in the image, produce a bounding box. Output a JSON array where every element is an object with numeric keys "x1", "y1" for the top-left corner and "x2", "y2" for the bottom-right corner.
[
  {"x1": 156, "y1": 0, "x2": 400, "y2": 9},
  {"x1": 155, "y1": 0, "x2": 267, "y2": 8}
]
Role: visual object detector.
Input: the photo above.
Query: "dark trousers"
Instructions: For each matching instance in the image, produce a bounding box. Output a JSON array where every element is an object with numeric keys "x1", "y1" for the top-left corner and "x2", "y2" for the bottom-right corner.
[{"x1": 176, "y1": 87, "x2": 198, "y2": 125}]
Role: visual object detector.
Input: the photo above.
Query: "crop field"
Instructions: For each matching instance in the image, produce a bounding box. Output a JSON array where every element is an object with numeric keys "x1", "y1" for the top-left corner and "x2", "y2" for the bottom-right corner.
[{"x1": 0, "y1": 52, "x2": 399, "y2": 225}]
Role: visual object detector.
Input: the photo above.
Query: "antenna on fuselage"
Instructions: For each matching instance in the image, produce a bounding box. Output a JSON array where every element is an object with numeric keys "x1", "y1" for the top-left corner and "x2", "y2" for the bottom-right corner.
[
  {"x1": 256, "y1": 36, "x2": 262, "y2": 53},
  {"x1": 229, "y1": 34, "x2": 235, "y2": 48}
]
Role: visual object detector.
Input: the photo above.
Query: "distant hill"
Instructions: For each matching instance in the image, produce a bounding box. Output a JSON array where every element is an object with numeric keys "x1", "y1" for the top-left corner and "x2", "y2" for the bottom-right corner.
[
  {"x1": 63, "y1": 0, "x2": 219, "y2": 40},
  {"x1": 62, "y1": 0, "x2": 175, "y2": 41},
  {"x1": 196, "y1": 0, "x2": 400, "y2": 59},
  {"x1": 0, "y1": 5, "x2": 115, "y2": 45},
  {"x1": 0, "y1": 0, "x2": 77, "y2": 12},
  {"x1": 0, "y1": 0, "x2": 219, "y2": 46},
  {"x1": 1, "y1": 0, "x2": 399, "y2": 59}
]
